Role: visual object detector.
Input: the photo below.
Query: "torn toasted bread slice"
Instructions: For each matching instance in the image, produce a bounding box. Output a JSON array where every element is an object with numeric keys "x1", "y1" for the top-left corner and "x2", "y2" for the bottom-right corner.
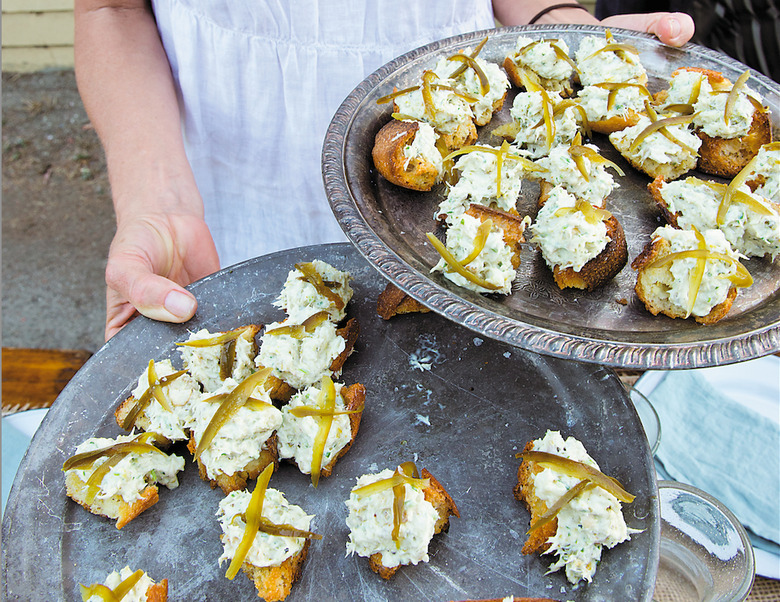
[
  {"x1": 696, "y1": 109, "x2": 772, "y2": 178},
  {"x1": 277, "y1": 382, "x2": 365, "y2": 479},
  {"x1": 632, "y1": 226, "x2": 746, "y2": 324},
  {"x1": 217, "y1": 486, "x2": 315, "y2": 602},
  {"x1": 376, "y1": 282, "x2": 430, "y2": 320},
  {"x1": 372, "y1": 120, "x2": 443, "y2": 191},
  {"x1": 532, "y1": 185, "x2": 627, "y2": 291},
  {"x1": 63, "y1": 433, "x2": 185, "y2": 529},
  {"x1": 346, "y1": 465, "x2": 459, "y2": 580}
]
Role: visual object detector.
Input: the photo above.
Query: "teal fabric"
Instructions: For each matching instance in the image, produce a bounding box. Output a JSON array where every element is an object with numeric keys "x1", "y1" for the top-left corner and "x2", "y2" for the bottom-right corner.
[
  {"x1": 650, "y1": 371, "x2": 780, "y2": 552},
  {"x1": 1, "y1": 417, "x2": 33, "y2": 517}
]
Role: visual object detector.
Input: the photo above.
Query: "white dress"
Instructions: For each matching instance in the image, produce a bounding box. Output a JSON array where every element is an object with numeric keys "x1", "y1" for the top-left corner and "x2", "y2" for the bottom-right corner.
[{"x1": 151, "y1": 0, "x2": 496, "y2": 268}]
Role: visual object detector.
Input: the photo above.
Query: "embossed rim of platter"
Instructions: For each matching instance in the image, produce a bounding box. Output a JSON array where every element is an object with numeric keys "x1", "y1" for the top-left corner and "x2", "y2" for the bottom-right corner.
[{"x1": 322, "y1": 24, "x2": 780, "y2": 369}]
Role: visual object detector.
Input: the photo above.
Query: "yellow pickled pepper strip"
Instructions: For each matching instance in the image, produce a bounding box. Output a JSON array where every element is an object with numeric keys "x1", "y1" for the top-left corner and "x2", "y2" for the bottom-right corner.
[
  {"x1": 226, "y1": 463, "x2": 274, "y2": 580},
  {"x1": 195, "y1": 367, "x2": 272, "y2": 460},
  {"x1": 146, "y1": 360, "x2": 173, "y2": 413},
  {"x1": 446, "y1": 54, "x2": 490, "y2": 96},
  {"x1": 724, "y1": 70, "x2": 751, "y2": 126},
  {"x1": 644, "y1": 248, "x2": 753, "y2": 288},
  {"x1": 78, "y1": 569, "x2": 144, "y2": 602},
  {"x1": 448, "y1": 36, "x2": 488, "y2": 79},
  {"x1": 717, "y1": 144, "x2": 780, "y2": 225},
  {"x1": 310, "y1": 376, "x2": 336, "y2": 488},
  {"x1": 295, "y1": 262, "x2": 345, "y2": 310},
  {"x1": 84, "y1": 453, "x2": 127, "y2": 505},
  {"x1": 79, "y1": 583, "x2": 117, "y2": 602},
  {"x1": 426, "y1": 232, "x2": 503, "y2": 291},
  {"x1": 460, "y1": 219, "x2": 494, "y2": 267},
  {"x1": 176, "y1": 326, "x2": 253, "y2": 348},
  {"x1": 683, "y1": 227, "x2": 709, "y2": 318},
  {"x1": 63, "y1": 437, "x2": 167, "y2": 471},
  {"x1": 391, "y1": 478, "x2": 406, "y2": 548},
  {"x1": 422, "y1": 70, "x2": 438, "y2": 122},
  {"x1": 516, "y1": 451, "x2": 635, "y2": 503},
  {"x1": 527, "y1": 479, "x2": 595, "y2": 534},
  {"x1": 352, "y1": 463, "x2": 428, "y2": 498}
]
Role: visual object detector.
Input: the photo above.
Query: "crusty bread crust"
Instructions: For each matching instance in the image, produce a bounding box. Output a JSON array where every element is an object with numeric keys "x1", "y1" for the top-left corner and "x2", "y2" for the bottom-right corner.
[
  {"x1": 552, "y1": 213, "x2": 628, "y2": 291},
  {"x1": 513, "y1": 441, "x2": 557, "y2": 555},
  {"x1": 376, "y1": 282, "x2": 430, "y2": 320},
  {"x1": 647, "y1": 176, "x2": 681, "y2": 227},
  {"x1": 696, "y1": 110, "x2": 772, "y2": 178},
  {"x1": 631, "y1": 235, "x2": 737, "y2": 324},
  {"x1": 146, "y1": 579, "x2": 168, "y2": 602},
  {"x1": 473, "y1": 91, "x2": 509, "y2": 127},
  {"x1": 372, "y1": 120, "x2": 442, "y2": 191},
  {"x1": 333, "y1": 317, "x2": 360, "y2": 374},
  {"x1": 241, "y1": 540, "x2": 311, "y2": 602},
  {"x1": 590, "y1": 109, "x2": 643, "y2": 135},
  {"x1": 65, "y1": 470, "x2": 159, "y2": 530},
  {"x1": 438, "y1": 120, "x2": 479, "y2": 152},
  {"x1": 368, "y1": 468, "x2": 460, "y2": 580},
  {"x1": 188, "y1": 433, "x2": 279, "y2": 495},
  {"x1": 536, "y1": 184, "x2": 628, "y2": 291}
]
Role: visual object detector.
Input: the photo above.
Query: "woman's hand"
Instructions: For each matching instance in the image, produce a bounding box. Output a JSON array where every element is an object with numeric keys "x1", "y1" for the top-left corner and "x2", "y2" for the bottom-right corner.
[
  {"x1": 493, "y1": 0, "x2": 695, "y2": 47},
  {"x1": 105, "y1": 210, "x2": 219, "y2": 340},
  {"x1": 601, "y1": 12, "x2": 695, "y2": 47}
]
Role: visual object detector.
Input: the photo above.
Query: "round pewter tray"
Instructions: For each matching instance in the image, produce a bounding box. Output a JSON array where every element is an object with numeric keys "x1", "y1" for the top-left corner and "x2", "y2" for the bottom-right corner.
[
  {"x1": 322, "y1": 24, "x2": 780, "y2": 369},
  {"x1": 2, "y1": 244, "x2": 658, "y2": 601}
]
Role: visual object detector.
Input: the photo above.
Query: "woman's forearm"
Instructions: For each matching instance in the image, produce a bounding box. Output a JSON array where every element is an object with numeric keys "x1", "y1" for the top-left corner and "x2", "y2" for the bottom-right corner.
[{"x1": 74, "y1": 0, "x2": 203, "y2": 222}]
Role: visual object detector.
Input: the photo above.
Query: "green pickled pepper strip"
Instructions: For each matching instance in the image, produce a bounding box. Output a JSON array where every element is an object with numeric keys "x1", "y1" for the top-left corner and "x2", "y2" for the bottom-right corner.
[
  {"x1": 448, "y1": 36, "x2": 488, "y2": 79},
  {"x1": 527, "y1": 479, "x2": 595, "y2": 534},
  {"x1": 176, "y1": 325, "x2": 253, "y2": 348},
  {"x1": 310, "y1": 375, "x2": 336, "y2": 488},
  {"x1": 446, "y1": 53, "x2": 490, "y2": 96},
  {"x1": 84, "y1": 453, "x2": 127, "y2": 504},
  {"x1": 264, "y1": 311, "x2": 329, "y2": 338},
  {"x1": 724, "y1": 70, "x2": 751, "y2": 126},
  {"x1": 256, "y1": 517, "x2": 322, "y2": 540},
  {"x1": 195, "y1": 367, "x2": 272, "y2": 460},
  {"x1": 80, "y1": 582, "x2": 117, "y2": 602},
  {"x1": 295, "y1": 262, "x2": 345, "y2": 311},
  {"x1": 147, "y1": 360, "x2": 173, "y2": 414},
  {"x1": 226, "y1": 462, "x2": 274, "y2": 580},
  {"x1": 426, "y1": 232, "x2": 503, "y2": 291},
  {"x1": 516, "y1": 450, "x2": 635, "y2": 503},
  {"x1": 219, "y1": 338, "x2": 237, "y2": 381},
  {"x1": 63, "y1": 438, "x2": 167, "y2": 472},
  {"x1": 121, "y1": 369, "x2": 186, "y2": 430},
  {"x1": 628, "y1": 113, "x2": 695, "y2": 152}
]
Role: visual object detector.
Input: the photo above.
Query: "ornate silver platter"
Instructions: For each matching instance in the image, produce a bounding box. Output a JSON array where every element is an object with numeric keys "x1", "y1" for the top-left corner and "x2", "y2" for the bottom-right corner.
[
  {"x1": 323, "y1": 25, "x2": 780, "y2": 369},
  {"x1": 2, "y1": 244, "x2": 658, "y2": 601}
]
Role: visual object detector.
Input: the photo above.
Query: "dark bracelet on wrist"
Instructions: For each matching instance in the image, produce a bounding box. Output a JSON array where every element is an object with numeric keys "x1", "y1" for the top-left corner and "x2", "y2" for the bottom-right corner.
[{"x1": 528, "y1": 3, "x2": 590, "y2": 24}]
